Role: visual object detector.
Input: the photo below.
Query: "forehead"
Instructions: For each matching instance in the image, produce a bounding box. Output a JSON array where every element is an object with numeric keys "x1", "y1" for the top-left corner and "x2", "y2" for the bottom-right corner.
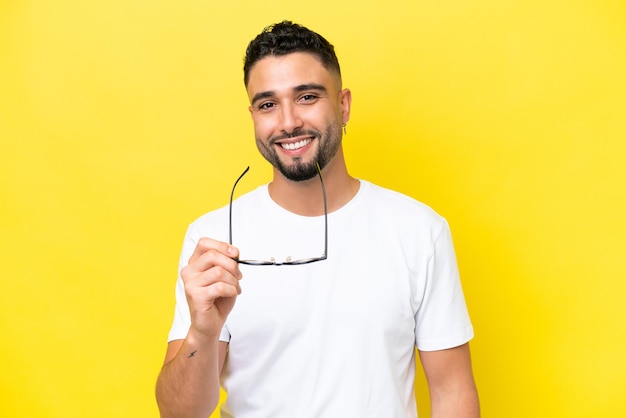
[{"x1": 246, "y1": 52, "x2": 339, "y2": 98}]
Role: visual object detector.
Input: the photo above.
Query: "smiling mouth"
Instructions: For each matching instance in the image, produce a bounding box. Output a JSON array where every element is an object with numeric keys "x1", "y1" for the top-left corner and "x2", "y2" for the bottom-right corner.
[{"x1": 279, "y1": 138, "x2": 313, "y2": 151}]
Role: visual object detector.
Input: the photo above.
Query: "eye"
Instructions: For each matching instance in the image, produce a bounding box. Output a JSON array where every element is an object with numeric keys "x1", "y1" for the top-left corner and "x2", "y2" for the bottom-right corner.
[
  {"x1": 298, "y1": 94, "x2": 319, "y2": 103},
  {"x1": 258, "y1": 102, "x2": 275, "y2": 111}
]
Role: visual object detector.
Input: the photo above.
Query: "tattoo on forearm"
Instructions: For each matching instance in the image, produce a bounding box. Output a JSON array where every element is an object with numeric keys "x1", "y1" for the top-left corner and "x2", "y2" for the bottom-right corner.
[{"x1": 187, "y1": 350, "x2": 197, "y2": 358}]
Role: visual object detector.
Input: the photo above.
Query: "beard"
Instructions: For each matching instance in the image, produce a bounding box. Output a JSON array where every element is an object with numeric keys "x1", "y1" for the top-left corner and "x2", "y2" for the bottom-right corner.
[{"x1": 256, "y1": 123, "x2": 342, "y2": 182}]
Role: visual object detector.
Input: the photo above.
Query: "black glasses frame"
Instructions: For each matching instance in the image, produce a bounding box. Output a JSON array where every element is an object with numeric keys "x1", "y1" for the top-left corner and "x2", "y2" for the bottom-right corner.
[{"x1": 228, "y1": 163, "x2": 328, "y2": 266}]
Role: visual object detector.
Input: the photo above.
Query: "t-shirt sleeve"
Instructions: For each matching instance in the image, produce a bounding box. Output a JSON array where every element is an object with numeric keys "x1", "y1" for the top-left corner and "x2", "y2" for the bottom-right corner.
[
  {"x1": 167, "y1": 224, "x2": 196, "y2": 342},
  {"x1": 167, "y1": 275, "x2": 191, "y2": 342},
  {"x1": 414, "y1": 219, "x2": 474, "y2": 351}
]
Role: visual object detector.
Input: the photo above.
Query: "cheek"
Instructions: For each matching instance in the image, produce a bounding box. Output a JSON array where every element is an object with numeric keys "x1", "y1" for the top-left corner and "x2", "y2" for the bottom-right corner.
[{"x1": 251, "y1": 115, "x2": 275, "y2": 138}]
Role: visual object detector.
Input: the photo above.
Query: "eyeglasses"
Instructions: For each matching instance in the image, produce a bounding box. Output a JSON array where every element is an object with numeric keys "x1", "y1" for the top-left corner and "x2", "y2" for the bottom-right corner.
[{"x1": 228, "y1": 163, "x2": 328, "y2": 266}]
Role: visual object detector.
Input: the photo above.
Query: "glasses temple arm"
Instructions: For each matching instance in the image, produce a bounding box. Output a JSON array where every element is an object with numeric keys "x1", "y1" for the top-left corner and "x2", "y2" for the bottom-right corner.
[{"x1": 229, "y1": 166, "x2": 250, "y2": 245}]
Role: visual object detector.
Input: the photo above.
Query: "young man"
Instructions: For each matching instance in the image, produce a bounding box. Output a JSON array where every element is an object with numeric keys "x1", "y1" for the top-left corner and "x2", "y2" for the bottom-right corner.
[{"x1": 156, "y1": 21, "x2": 479, "y2": 418}]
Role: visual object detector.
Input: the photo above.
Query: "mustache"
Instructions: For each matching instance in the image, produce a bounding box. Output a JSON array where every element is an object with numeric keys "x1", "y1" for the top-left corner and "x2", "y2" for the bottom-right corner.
[{"x1": 269, "y1": 129, "x2": 321, "y2": 145}]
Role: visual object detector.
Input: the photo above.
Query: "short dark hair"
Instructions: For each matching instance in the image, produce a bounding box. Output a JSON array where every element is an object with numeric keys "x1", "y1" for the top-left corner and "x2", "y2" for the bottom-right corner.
[{"x1": 243, "y1": 20, "x2": 341, "y2": 86}]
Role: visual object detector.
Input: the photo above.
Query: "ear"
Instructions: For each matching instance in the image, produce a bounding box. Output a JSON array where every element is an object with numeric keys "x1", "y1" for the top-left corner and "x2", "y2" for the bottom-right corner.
[{"x1": 339, "y1": 88, "x2": 352, "y2": 125}]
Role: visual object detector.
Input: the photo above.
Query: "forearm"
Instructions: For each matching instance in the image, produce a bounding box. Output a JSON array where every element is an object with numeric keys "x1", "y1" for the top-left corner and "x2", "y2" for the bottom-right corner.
[
  {"x1": 430, "y1": 384, "x2": 480, "y2": 418},
  {"x1": 420, "y1": 344, "x2": 480, "y2": 418},
  {"x1": 155, "y1": 333, "x2": 222, "y2": 418}
]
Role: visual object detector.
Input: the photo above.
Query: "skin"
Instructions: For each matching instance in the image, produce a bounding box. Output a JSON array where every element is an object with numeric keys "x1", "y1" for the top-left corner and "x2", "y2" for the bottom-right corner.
[
  {"x1": 155, "y1": 51, "x2": 479, "y2": 418},
  {"x1": 421, "y1": 344, "x2": 480, "y2": 417}
]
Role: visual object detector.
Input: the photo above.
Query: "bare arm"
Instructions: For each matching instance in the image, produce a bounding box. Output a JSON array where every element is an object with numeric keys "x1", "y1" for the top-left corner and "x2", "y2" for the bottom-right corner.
[
  {"x1": 155, "y1": 238, "x2": 242, "y2": 418},
  {"x1": 156, "y1": 338, "x2": 228, "y2": 418},
  {"x1": 419, "y1": 343, "x2": 480, "y2": 418}
]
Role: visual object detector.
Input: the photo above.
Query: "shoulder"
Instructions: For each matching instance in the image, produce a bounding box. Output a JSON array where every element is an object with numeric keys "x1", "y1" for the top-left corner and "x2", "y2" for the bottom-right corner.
[
  {"x1": 358, "y1": 180, "x2": 446, "y2": 228},
  {"x1": 187, "y1": 185, "x2": 267, "y2": 239}
]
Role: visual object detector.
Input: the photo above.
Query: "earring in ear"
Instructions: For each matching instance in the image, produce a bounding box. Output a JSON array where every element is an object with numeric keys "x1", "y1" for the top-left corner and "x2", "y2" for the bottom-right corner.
[{"x1": 342, "y1": 123, "x2": 347, "y2": 135}]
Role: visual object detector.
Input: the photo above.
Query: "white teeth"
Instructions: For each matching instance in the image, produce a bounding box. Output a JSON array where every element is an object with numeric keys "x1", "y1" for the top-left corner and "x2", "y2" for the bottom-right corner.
[{"x1": 280, "y1": 139, "x2": 312, "y2": 150}]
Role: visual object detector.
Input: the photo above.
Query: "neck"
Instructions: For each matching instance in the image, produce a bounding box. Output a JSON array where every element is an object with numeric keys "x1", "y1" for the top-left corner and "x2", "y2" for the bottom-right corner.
[{"x1": 268, "y1": 149, "x2": 359, "y2": 216}]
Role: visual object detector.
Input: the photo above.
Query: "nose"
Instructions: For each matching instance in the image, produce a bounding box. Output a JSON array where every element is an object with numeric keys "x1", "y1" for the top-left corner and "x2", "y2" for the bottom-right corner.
[{"x1": 279, "y1": 103, "x2": 303, "y2": 135}]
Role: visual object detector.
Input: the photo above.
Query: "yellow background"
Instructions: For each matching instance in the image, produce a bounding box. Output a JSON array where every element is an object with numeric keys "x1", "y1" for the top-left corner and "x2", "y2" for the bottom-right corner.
[{"x1": 1, "y1": 0, "x2": 625, "y2": 417}]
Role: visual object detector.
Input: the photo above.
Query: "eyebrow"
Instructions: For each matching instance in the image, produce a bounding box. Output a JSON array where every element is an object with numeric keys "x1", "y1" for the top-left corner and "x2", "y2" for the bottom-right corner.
[
  {"x1": 294, "y1": 83, "x2": 327, "y2": 94},
  {"x1": 250, "y1": 83, "x2": 328, "y2": 107}
]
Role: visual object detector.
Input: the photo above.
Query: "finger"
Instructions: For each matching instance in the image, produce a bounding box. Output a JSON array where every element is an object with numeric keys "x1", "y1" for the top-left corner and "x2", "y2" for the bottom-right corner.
[
  {"x1": 185, "y1": 238, "x2": 242, "y2": 282},
  {"x1": 184, "y1": 266, "x2": 242, "y2": 307},
  {"x1": 204, "y1": 279, "x2": 241, "y2": 300},
  {"x1": 191, "y1": 247, "x2": 242, "y2": 280},
  {"x1": 190, "y1": 264, "x2": 240, "y2": 289},
  {"x1": 188, "y1": 237, "x2": 239, "y2": 265},
  {"x1": 182, "y1": 263, "x2": 242, "y2": 301}
]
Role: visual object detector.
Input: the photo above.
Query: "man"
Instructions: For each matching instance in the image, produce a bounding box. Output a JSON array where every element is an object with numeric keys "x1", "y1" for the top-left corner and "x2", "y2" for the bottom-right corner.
[{"x1": 156, "y1": 21, "x2": 479, "y2": 418}]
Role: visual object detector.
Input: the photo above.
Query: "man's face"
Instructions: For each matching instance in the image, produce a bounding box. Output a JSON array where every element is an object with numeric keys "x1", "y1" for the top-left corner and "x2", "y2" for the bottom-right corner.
[{"x1": 246, "y1": 52, "x2": 351, "y2": 181}]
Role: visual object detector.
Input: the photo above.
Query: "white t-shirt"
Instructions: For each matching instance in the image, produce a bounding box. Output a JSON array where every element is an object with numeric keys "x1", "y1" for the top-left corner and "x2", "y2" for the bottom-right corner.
[{"x1": 168, "y1": 180, "x2": 474, "y2": 418}]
